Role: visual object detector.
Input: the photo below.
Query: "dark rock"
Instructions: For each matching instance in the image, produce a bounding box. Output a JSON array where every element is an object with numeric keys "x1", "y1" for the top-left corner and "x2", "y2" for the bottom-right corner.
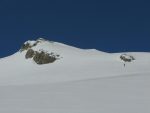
[
  {"x1": 21, "y1": 39, "x2": 59, "y2": 64},
  {"x1": 25, "y1": 49, "x2": 35, "y2": 59},
  {"x1": 25, "y1": 49, "x2": 58, "y2": 64},
  {"x1": 33, "y1": 51, "x2": 56, "y2": 64},
  {"x1": 120, "y1": 54, "x2": 135, "y2": 62}
]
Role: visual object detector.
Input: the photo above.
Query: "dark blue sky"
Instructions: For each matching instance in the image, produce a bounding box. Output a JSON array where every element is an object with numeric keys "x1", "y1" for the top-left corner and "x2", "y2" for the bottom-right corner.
[{"x1": 0, "y1": 0, "x2": 150, "y2": 57}]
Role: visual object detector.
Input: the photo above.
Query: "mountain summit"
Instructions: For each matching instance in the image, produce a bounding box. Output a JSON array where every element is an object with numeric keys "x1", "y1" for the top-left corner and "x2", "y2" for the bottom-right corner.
[{"x1": 19, "y1": 38, "x2": 107, "y2": 65}]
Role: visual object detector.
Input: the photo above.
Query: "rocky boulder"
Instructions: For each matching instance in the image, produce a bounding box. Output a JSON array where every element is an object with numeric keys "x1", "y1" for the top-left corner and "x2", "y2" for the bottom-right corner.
[
  {"x1": 25, "y1": 49, "x2": 35, "y2": 59},
  {"x1": 25, "y1": 49, "x2": 58, "y2": 65},
  {"x1": 33, "y1": 51, "x2": 56, "y2": 64},
  {"x1": 120, "y1": 54, "x2": 135, "y2": 62}
]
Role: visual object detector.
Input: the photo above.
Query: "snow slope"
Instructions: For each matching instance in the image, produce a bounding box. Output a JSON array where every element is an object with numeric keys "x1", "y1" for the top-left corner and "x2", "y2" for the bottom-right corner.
[{"x1": 0, "y1": 38, "x2": 150, "y2": 113}]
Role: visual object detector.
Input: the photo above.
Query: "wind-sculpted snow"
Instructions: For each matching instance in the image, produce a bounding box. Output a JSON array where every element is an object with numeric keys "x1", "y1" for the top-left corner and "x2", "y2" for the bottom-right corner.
[{"x1": 0, "y1": 38, "x2": 150, "y2": 113}]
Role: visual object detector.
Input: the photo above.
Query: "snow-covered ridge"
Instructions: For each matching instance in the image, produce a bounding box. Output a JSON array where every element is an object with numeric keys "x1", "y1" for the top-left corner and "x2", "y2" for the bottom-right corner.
[
  {"x1": 0, "y1": 38, "x2": 150, "y2": 85},
  {"x1": 0, "y1": 38, "x2": 150, "y2": 113},
  {"x1": 20, "y1": 38, "x2": 106, "y2": 55}
]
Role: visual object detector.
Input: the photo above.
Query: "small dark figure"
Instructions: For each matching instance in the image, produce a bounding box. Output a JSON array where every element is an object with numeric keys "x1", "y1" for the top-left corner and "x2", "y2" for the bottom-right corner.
[{"x1": 124, "y1": 64, "x2": 125, "y2": 67}]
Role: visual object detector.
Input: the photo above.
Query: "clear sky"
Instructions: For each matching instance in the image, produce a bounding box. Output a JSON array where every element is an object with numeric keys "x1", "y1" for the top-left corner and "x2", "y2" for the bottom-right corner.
[{"x1": 0, "y1": 0, "x2": 150, "y2": 57}]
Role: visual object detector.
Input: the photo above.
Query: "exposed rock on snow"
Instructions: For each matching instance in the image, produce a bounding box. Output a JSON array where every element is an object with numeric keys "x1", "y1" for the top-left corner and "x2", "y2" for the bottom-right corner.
[
  {"x1": 20, "y1": 38, "x2": 60, "y2": 64},
  {"x1": 33, "y1": 51, "x2": 57, "y2": 64},
  {"x1": 25, "y1": 49, "x2": 35, "y2": 59},
  {"x1": 120, "y1": 54, "x2": 135, "y2": 62},
  {"x1": 25, "y1": 49, "x2": 59, "y2": 64}
]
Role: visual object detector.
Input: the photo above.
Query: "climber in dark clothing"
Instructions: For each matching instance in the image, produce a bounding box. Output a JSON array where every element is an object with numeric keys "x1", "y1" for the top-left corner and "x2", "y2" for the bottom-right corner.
[{"x1": 124, "y1": 63, "x2": 125, "y2": 67}]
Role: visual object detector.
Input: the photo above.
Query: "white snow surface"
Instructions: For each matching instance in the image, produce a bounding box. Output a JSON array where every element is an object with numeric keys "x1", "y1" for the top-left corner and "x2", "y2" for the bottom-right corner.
[{"x1": 0, "y1": 39, "x2": 150, "y2": 113}]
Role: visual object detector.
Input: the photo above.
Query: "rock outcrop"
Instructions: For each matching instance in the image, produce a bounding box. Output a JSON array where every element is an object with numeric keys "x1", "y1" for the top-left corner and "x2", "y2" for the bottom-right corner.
[
  {"x1": 20, "y1": 38, "x2": 60, "y2": 65},
  {"x1": 120, "y1": 54, "x2": 135, "y2": 62},
  {"x1": 33, "y1": 51, "x2": 56, "y2": 64},
  {"x1": 25, "y1": 49, "x2": 35, "y2": 59},
  {"x1": 25, "y1": 49, "x2": 59, "y2": 65}
]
